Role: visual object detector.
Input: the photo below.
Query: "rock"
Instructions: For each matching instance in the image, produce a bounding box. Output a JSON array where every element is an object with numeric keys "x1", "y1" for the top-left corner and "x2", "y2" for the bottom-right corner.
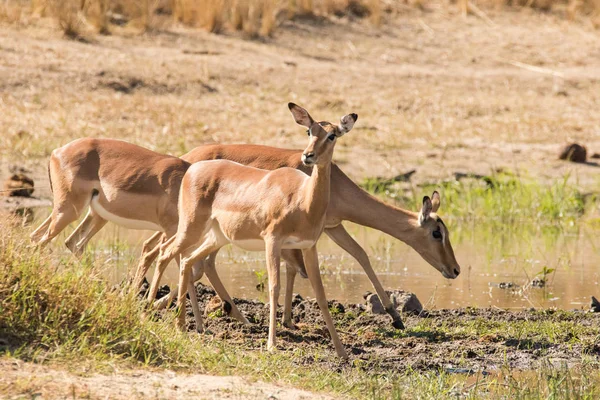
[
  {"x1": 204, "y1": 295, "x2": 232, "y2": 316},
  {"x1": 365, "y1": 290, "x2": 423, "y2": 315},
  {"x1": 3, "y1": 174, "x2": 34, "y2": 197},
  {"x1": 558, "y1": 143, "x2": 587, "y2": 163},
  {"x1": 204, "y1": 295, "x2": 223, "y2": 316},
  {"x1": 591, "y1": 296, "x2": 600, "y2": 313},
  {"x1": 531, "y1": 277, "x2": 546, "y2": 288}
]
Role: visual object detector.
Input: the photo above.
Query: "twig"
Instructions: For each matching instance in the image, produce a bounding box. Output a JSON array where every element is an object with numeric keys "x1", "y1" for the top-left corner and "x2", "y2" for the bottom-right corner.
[
  {"x1": 501, "y1": 58, "x2": 564, "y2": 78},
  {"x1": 418, "y1": 19, "x2": 435, "y2": 35},
  {"x1": 467, "y1": 1, "x2": 496, "y2": 26}
]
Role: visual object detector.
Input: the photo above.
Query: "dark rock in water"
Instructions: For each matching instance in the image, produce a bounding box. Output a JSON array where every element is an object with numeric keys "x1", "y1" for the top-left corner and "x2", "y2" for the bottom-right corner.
[
  {"x1": 531, "y1": 277, "x2": 546, "y2": 288},
  {"x1": 365, "y1": 290, "x2": 423, "y2": 315},
  {"x1": 591, "y1": 296, "x2": 600, "y2": 313},
  {"x1": 558, "y1": 143, "x2": 587, "y2": 163},
  {"x1": 490, "y1": 282, "x2": 518, "y2": 290}
]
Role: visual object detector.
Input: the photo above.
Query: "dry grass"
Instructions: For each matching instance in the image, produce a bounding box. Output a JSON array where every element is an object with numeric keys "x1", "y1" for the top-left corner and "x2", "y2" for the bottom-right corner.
[
  {"x1": 3, "y1": 0, "x2": 600, "y2": 38},
  {"x1": 6, "y1": 0, "x2": 384, "y2": 38}
]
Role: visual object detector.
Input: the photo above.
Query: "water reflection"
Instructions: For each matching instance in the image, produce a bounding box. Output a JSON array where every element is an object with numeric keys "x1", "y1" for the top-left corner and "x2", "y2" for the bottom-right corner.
[{"x1": 90, "y1": 220, "x2": 600, "y2": 311}]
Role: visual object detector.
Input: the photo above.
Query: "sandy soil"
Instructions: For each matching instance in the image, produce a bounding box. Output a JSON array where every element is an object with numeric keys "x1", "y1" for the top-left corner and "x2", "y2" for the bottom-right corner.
[
  {"x1": 0, "y1": 358, "x2": 335, "y2": 400},
  {"x1": 1, "y1": 4, "x2": 600, "y2": 204}
]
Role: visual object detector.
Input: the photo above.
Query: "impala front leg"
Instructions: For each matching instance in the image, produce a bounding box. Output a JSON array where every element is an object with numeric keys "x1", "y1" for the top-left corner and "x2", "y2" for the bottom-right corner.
[
  {"x1": 281, "y1": 249, "x2": 306, "y2": 329},
  {"x1": 302, "y1": 245, "x2": 347, "y2": 359},
  {"x1": 282, "y1": 263, "x2": 297, "y2": 329},
  {"x1": 264, "y1": 237, "x2": 281, "y2": 352},
  {"x1": 325, "y1": 224, "x2": 405, "y2": 330}
]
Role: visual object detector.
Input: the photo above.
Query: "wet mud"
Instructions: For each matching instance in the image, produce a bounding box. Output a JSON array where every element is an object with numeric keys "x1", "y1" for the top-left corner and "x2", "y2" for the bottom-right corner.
[{"x1": 144, "y1": 282, "x2": 600, "y2": 373}]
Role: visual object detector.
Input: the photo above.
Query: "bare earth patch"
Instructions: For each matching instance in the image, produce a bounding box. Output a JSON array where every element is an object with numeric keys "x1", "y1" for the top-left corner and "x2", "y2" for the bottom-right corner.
[
  {"x1": 0, "y1": 358, "x2": 335, "y2": 400},
  {"x1": 1, "y1": 6, "x2": 600, "y2": 201}
]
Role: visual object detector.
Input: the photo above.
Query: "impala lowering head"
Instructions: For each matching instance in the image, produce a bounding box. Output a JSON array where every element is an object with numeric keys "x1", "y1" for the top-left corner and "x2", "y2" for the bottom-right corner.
[
  {"x1": 415, "y1": 191, "x2": 461, "y2": 279},
  {"x1": 288, "y1": 102, "x2": 357, "y2": 167}
]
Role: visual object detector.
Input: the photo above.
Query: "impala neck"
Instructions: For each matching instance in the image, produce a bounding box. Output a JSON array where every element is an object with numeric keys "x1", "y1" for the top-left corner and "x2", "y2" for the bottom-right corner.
[
  {"x1": 338, "y1": 178, "x2": 421, "y2": 247},
  {"x1": 304, "y1": 162, "x2": 331, "y2": 225}
]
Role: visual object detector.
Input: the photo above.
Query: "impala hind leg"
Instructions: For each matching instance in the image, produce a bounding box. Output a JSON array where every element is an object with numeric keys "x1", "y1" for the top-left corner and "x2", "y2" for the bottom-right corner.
[
  {"x1": 36, "y1": 199, "x2": 89, "y2": 247},
  {"x1": 203, "y1": 252, "x2": 250, "y2": 325},
  {"x1": 187, "y1": 267, "x2": 204, "y2": 333},
  {"x1": 147, "y1": 235, "x2": 178, "y2": 302},
  {"x1": 65, "y1": 208, "x2": 107, "y2": 257},
  {"x1": 175, "y1": 238, "x2": 222, "y2": 330},
  {"x1": 153, "y1": 257, "x2": 205, "y2": 310},
  {"x1": 30, "y1": 215, "x2": 52, "y2": 243},
  {"x1": 325, "y1": 224, "x2": 405, "y2": 330},
  {"x1": 302, "y1": 245, "x2": 347, "y2": 359},
  {"x1": 132, "y1": 232, "x2": 164, "y2": 291}
]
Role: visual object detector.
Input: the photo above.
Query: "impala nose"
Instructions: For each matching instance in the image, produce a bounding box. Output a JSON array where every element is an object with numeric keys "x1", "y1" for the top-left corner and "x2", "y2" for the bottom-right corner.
[
  {"x1": 454, "y1": 268, "x2": 460, "y2": 276},
  {"x1": 302, "y1": 152, "x2": 315, "y2": 164}
]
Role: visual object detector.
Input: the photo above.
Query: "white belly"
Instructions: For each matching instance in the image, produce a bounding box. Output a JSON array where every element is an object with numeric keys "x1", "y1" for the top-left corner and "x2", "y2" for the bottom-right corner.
[
  {"x1": 229, "y1": 237, "x2": 316, "y2": 251},
  {"x1": 91, "y1": 196, "x2": 164, "y2": 232}
]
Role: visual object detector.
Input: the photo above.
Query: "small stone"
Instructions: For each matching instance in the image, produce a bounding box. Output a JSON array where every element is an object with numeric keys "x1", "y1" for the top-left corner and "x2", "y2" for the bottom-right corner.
[
  {"x1": 204, "y1": 295, "x2": 223, "y2": 316},
  {"x1": 365, "y1": 290, "x2": 423, "y2": 315},
  {"x1": 390, "y1": 291, "x2": 423, "y2": 315},
  {"x1": 365, "y1": 293, "x2": 386, "y2": 314},
  {"x1": 3, "y1": 174, "x2": 34, "y2": 197},
  {"x1": 558, "y1": 143, "x2": 587, "y2": 163},
  {"x1": 591, "y1": 296, "x2": 600, "y2": 313},
  {"x1": 531, "y1": 278, "x2": 546, "y2": 288}
]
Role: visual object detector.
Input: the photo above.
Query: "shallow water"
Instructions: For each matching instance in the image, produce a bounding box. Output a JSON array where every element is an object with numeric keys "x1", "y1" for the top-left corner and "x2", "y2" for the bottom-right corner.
[{"x1": 84, "y1": 219, "x2": 600, "y2": 311}]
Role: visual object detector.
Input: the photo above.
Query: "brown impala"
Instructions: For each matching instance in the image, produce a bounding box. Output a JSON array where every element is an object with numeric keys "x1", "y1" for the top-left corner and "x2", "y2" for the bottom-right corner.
[
  {"x1": 149, "y1": 103, "x2": 356, "y2": 357},
  {"x1": 32, "y1": 107, "x2": 460, "y2": 332}
]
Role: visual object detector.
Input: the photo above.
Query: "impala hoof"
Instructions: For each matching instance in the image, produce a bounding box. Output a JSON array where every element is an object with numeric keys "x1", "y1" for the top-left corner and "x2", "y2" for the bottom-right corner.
[
  {"x1": 392, "y1": 319, "x2": 405, "y2": 330},
  {"x1": 282, "y1": 320, "x2": 298, "y2": 330}
]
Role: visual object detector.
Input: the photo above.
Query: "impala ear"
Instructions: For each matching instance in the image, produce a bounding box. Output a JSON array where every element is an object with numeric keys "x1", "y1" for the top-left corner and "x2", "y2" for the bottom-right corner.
[
  {"x1": 288, "y1": 103, "x2": 315, "y2": 128},
  {"x1": 419, "y1": 196, "x2": 433, "y2": 225},
  {"x1": 337, "y1": 113, "x2": 358, "y2": 136},
  {"x1": 431, "y1": 191, "x2": 440, "y2": 213}
]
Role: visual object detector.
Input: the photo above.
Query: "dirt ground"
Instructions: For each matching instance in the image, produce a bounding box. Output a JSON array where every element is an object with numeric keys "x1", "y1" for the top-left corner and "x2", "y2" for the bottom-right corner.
[
  {"x1": 0, "y1": 358, "x2": 335, "y2": 400},
  {"x1": 1, "y1": 4, "x2": 600, "y2": 205},
  {"x1": 147, "y1": 281, "x2": 600, "y2": 373}
]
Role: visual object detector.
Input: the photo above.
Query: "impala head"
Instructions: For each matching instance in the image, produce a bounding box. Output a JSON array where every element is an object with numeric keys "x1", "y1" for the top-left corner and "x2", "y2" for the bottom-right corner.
[
  {"x1": 288, "y1": 102, "x2": 357, "y2": 167},
  {"x1": 415, "y1": 191, "x2": 461, "y2": 279}
]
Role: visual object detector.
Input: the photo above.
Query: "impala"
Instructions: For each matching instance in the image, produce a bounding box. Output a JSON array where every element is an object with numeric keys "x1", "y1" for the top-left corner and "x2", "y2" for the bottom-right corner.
[
  {"x1": 149, "y1": 103, "x2": 355, "y2": 358},
  {"x1": 38, "y1": 119, "x2": 461, "y2": 332},
  {"x1": 140, "y1": 156, "x2": 459, "y2": 330},
  {"x1": 28, "y1": 137, "x2": 250, "y2": 328}
]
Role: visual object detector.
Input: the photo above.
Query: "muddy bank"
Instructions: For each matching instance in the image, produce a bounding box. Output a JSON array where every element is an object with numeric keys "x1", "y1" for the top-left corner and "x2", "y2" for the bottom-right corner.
[{"x1": 144, "y1": 282, "x2": 600, "y2": 373}]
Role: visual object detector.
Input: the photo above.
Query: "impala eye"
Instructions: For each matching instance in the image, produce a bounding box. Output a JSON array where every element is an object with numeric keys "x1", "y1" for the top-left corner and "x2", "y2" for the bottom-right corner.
[
  {"x1": 327, "y1": 134, "x2": 336, "y2": 141},
  {"x1": 306, "y1": 129, "x2": 310, "y2": 136},
  {"x1": 432, "y1": 228, "x2": 442, "y2": 240}
]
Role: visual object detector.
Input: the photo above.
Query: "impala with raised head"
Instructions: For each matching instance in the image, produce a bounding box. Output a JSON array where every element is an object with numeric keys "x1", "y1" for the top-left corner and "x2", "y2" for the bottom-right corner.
[{"x1": 149, "y1": 103, "x2": 356, "y2": 358}]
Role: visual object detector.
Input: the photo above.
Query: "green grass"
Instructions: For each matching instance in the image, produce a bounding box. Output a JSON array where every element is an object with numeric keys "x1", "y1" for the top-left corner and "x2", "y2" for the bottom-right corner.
[
  {"x1": 363, "y1": 172, "x2": 594, "y2": 228},
  {"x1": 2, "y1": 220, "x2": 600, "y2": 398}
]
